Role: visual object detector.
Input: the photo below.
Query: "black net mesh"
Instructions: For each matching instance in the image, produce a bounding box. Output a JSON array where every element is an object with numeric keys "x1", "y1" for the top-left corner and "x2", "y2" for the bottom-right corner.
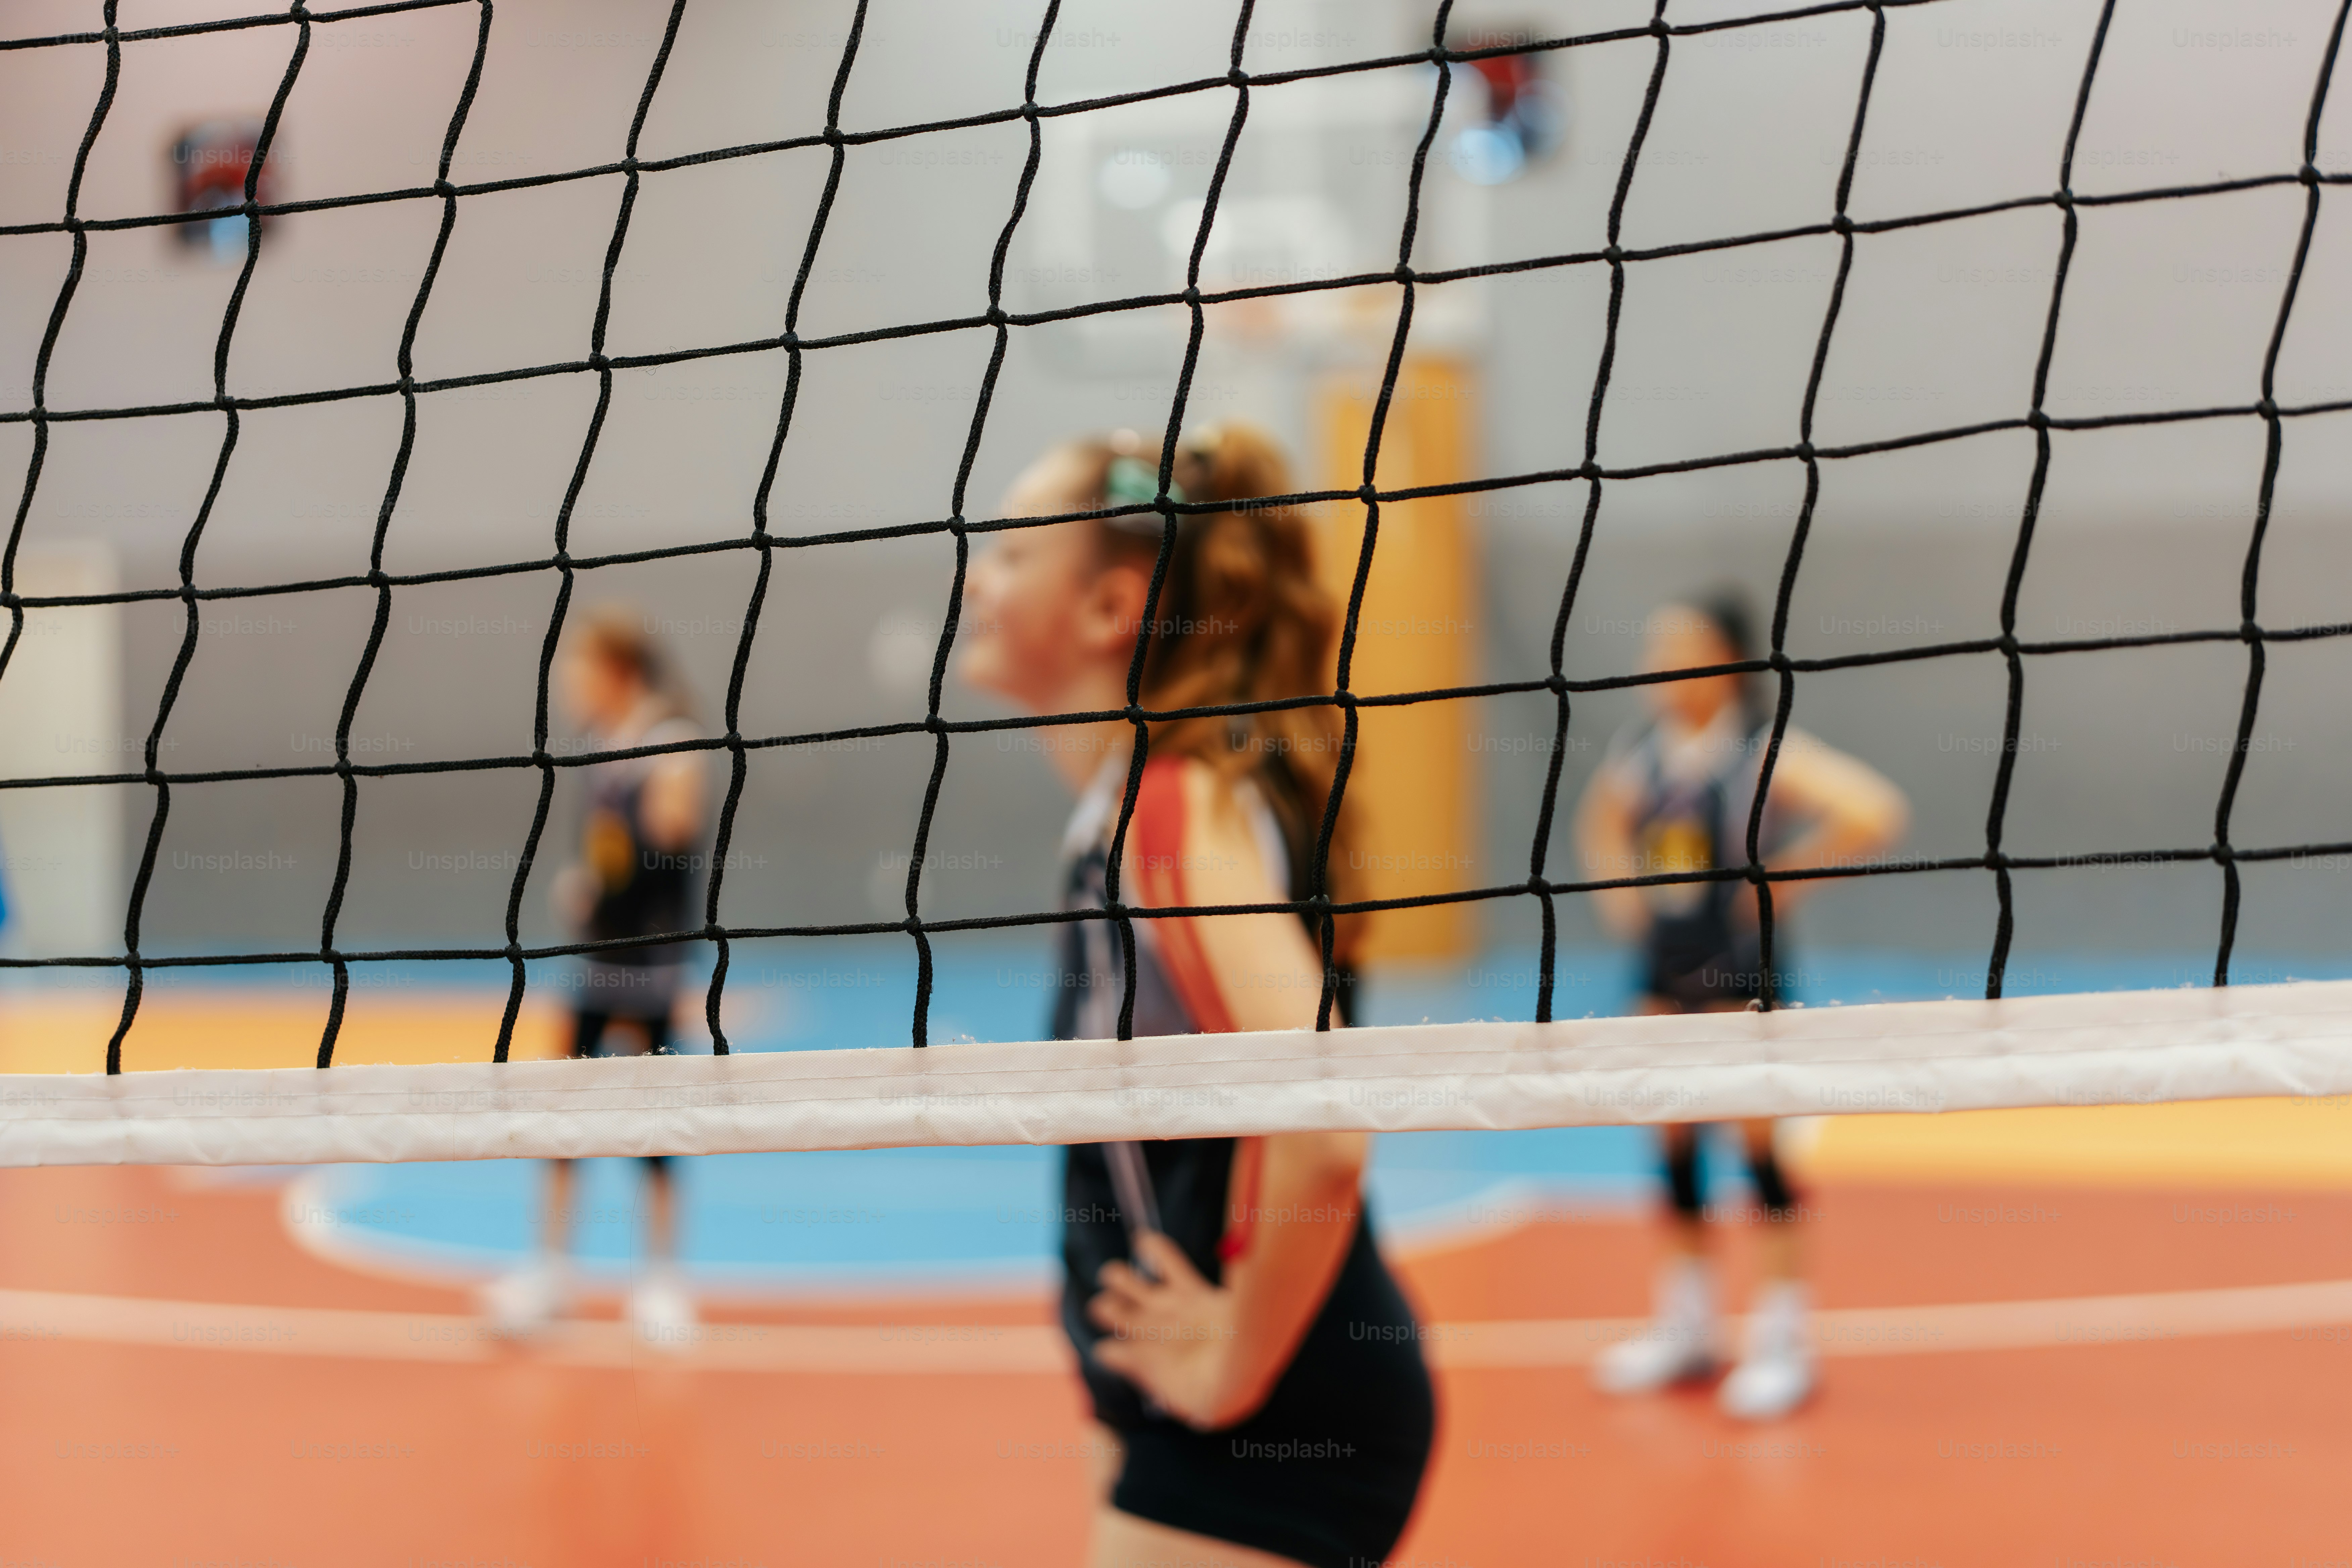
[{"x1": 5, "y1": 0, "x2": 2351, "y2": 1074}]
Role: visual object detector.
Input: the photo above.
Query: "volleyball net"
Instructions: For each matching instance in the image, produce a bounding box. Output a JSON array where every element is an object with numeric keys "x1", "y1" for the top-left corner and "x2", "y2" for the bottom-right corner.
[{"x1": 3, "y1": 0, "x2": 2351, "y2": 1166}]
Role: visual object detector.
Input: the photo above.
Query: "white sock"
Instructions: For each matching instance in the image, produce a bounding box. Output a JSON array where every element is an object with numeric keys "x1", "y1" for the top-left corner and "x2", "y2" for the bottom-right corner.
[
  {"x1": 1748, "y1": 1280, "x2": 1811, "y2": 1357},
  {"x1": 1657, "y1": 1256, "x2": 1717, "y2": 1334}
]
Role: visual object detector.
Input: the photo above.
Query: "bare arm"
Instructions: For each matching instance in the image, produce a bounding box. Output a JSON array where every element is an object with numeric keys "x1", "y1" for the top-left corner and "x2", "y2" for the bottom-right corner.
[
  {"x1": 638, "y1": 752, "x2": 707, "y2": 853},
  {"x1": 1756, "y1": 730, "x2": 1909, "y2": 916},
  {"x1": 1178, "y1": 761, "x2": 1327, "y2": 1034},
  {"x1": 1087, "y1": 1129, "x2": 1368, "y2": 1429},
  {"x1": 1084, "y1": 761, "x2": 1368, "y2": 1429}
]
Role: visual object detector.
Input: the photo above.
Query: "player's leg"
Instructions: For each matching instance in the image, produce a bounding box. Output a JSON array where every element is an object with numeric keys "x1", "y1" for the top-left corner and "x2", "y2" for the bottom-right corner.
[
  {"x1": 626, "y1": 1151, "x2": 696, "y2": 1352},
  {"x1": 1661, "y1": 1119, "x2": 1712, "y2": 1264},
  {"x1": 1594, "y1": 1118, "x2": 1723, "y2": 1392},
  {"x1": 1085, "y1": 1423, "x2": 1124, "y2": 1501},
  {"x1": 1081, "y1": 1419, "x2": 1292, "y2": 1567},
  {"x1": 1089, "y1": 1507, "x2": 1310, "y2": 1568},
  {"x1": 540, "y1": 1159, "x2": 577, "y2": 1258},
  {"x1": 1718, "y1": 1117, "x2": 1817, "y2": 1420},
  {"x1": 479, "y1": 1010, "x2": 614, "y2": 1332},
  {"x1": 547, "y1": 1007, "x2": 613, "y2": 1273},
  {"x1": 601, "y1": 1011, "x2": 699, "y2": 1351},
  {"x1": 642, "y1": 1153, "x2": 677, "y2": 1264},
  {"x1": 1741, "y1": 1116, "x2": 1807, "y2": 1283},
  {"x1": 1595, "y1": 990, "x2": 1723, "y2": 1394}
]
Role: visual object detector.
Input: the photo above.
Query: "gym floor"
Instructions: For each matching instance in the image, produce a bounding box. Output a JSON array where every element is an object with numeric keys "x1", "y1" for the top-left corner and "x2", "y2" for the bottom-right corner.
[{"x1": 3, "y1": 1079, "x2": 2349, "y2": 1566}]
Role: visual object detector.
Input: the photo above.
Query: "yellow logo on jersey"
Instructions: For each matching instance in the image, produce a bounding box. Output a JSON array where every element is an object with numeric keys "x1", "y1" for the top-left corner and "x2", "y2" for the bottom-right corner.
[
  {"x1": 585, "y1": 807, "x2": 635, "y2": 891},
  {"x1": 1640, "y1": 816, "x2": 1711, "y2": 916}
]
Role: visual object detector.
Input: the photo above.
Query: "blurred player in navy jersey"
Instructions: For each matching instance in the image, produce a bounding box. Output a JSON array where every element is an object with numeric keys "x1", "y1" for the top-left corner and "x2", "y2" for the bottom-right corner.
[
  {"x1": 482, "y1": 605, "x2": 710, "y2": 1350},
  {"x1": 1576, "y1": 592, "x2": 1907, "y2": 1420}
]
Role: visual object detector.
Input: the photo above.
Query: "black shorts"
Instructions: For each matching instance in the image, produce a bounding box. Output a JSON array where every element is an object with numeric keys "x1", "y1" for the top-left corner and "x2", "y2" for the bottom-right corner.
[
  {"x1": 1643, "y1": 933, "x2": 1791, "y2": 1012},
  {"x1": 1083, "y1": 1223, "x2": 1435, "y2": 1568},
  {"x1": 571, "y1": 1008, "x2": 673, "y2": 1059},
  {"x1": 570, "y1": 1010, "x2": 674, "y2": 1174}
]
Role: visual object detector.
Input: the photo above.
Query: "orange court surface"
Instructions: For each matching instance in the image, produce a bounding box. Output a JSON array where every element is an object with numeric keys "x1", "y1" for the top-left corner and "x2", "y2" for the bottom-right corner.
[{"x1": 5, "y1": 1089, "x2": 2350, "y2": 1568}]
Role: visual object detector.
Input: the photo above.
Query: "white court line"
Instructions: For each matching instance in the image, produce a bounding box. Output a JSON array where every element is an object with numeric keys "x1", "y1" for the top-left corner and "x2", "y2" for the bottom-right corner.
[
  {"x1": 2, "y1": 1278, "x2": 2348, "y2": 1373},
  {"x1": 0, "y1": 1286, "x2": 1070, "y2": 1373},
  {"x1": 1441, "y1": 1277, "x2": 2352, "y2": 1368}
]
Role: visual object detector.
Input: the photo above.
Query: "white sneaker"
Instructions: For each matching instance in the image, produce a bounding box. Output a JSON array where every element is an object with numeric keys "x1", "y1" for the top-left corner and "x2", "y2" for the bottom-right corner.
[
  {"x1": 1593, "y1": 1321, "x2": 1720, "y2": 1393},
  {"x1": 1719, "y1": 1282, "x2": 1816, "y2": 1421},
  {"x1": 1719, "y1": 1344, "x2": 1816, "y2": 1420},
  {"x1": 480, "y1": 1257, "x2": 569, "y2": 1337},
  {"x1": 627, "y1": 1267, "x2": 698, "y2": 1354},
  {"x1": 1592, "y1": 1256, "x2": 1720, "y2": 1394}
]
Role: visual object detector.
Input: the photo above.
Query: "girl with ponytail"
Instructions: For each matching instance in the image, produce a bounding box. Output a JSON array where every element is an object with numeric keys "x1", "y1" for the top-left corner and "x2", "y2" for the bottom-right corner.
[{"x1": 960, "y1": 423, "x2": 1433, "y2": 1568}]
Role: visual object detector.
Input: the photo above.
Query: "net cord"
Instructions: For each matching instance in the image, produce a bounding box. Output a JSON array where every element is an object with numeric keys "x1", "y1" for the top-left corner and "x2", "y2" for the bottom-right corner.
[{"x1": 9, "y1": 979, "x2": 2352, "y2": 1168}]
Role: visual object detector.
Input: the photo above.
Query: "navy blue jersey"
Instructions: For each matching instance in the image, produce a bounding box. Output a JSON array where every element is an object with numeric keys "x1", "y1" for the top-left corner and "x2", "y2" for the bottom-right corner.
[
  {"x1": 577, "y1": 713, "x2": 699, "y2": 1017},
  {"x1": 1047, "y1": 755, "x2": 1431, "y2": 1568},
  {"x1": 1610, "y1": 709, "x2": 1791, "y2": 1007}
]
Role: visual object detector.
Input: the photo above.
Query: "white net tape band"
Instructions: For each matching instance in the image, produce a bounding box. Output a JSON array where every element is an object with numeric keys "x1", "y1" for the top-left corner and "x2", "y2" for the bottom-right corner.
[{"x1": 5, "y1": 979, "x2": 2351, "y2": 1168}]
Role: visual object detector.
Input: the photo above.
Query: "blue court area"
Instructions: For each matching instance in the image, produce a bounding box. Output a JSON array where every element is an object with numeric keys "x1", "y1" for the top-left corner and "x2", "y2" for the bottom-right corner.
[{"x1": 290, "y1": 942, "x2": 2352, "y2": 1294}]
